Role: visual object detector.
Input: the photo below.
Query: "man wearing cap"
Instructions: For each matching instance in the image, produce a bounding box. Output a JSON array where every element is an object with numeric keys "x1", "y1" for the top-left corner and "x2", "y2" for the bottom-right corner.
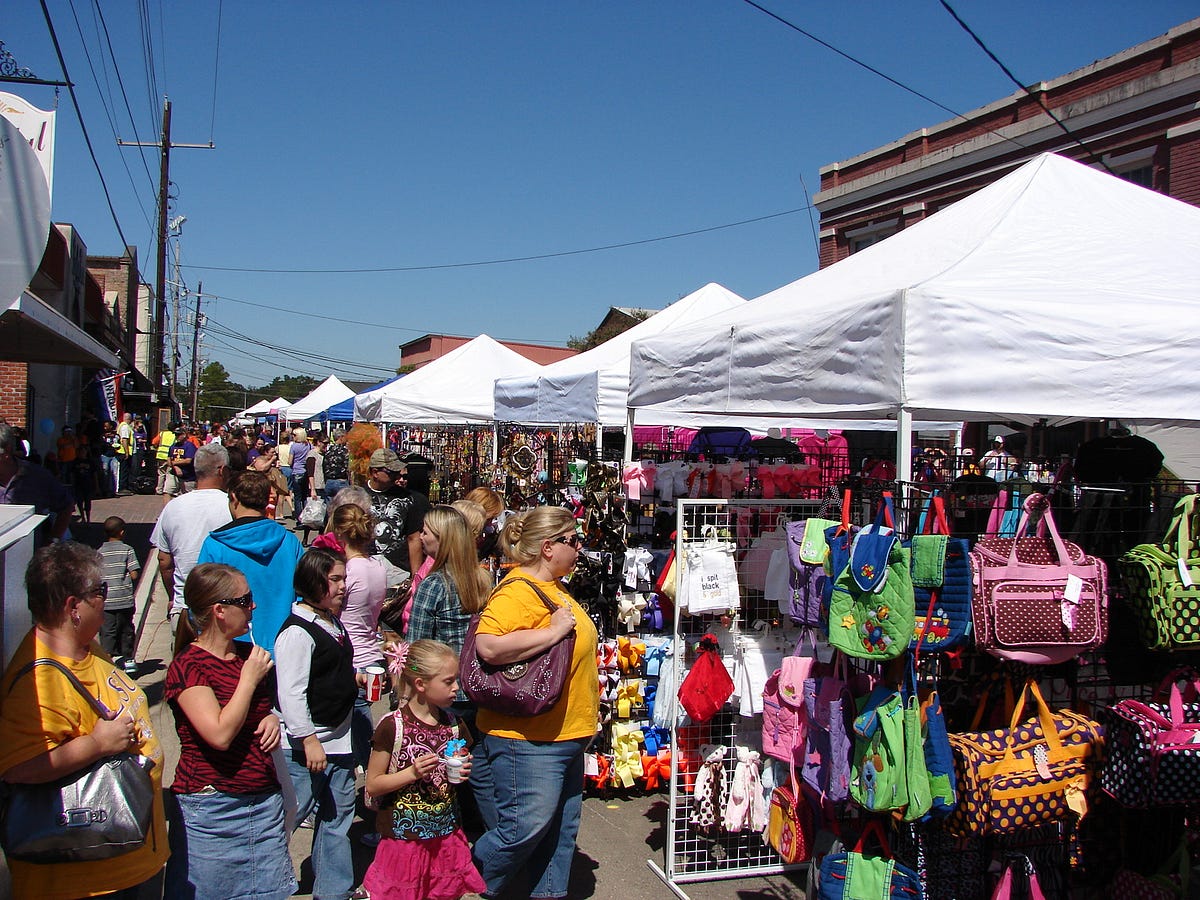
[{"x1": 365, "y1": 448, "x2": 429, "y2": 582}]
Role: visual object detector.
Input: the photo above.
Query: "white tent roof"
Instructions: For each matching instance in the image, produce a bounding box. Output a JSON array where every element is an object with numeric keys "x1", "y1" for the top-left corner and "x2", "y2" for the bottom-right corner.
[
  {"x1": 284, "y1": 376, "x2": 354, "y2": 422},
  {"x1": 494, "y1": 282, "x2": 745, "y2": 425},
  {"x1": 240, "y1": 399, "x2": 273, "y2": 417},
  {"x1": 355, "y1": 335, "x2": 543, "y2": 424},
  {"x1": 629, "y1": 154, "x2": 1200, "y2": 432}
]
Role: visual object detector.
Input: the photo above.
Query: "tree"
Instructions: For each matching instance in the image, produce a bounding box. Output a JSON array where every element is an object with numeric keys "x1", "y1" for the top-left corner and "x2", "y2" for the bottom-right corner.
[
  {"x1": 195, "y1": 362, "x2": 246, "y2": 422},
  {"x1": 254, "y1": 374, "x2": 321, "y2": 402},
  {"x1": 567, "y1": 310, "x2": 650, "y2": 351}
]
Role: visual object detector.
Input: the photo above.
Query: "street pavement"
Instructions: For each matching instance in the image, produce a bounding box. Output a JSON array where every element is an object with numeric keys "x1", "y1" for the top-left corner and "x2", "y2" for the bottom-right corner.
[{"x1": 2, "y1": 489, "x2": 810, "y2": 900}]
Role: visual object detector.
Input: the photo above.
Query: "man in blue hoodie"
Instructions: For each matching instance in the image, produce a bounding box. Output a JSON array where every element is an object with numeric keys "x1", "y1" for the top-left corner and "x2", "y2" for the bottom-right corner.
[{"x1": 196, "y1": 470, "x2": 305, "y2": 656}]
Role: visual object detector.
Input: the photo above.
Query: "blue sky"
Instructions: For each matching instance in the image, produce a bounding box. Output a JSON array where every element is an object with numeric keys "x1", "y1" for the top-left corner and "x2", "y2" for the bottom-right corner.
[{"x1": 5, "y1": 2, "x2": 1196, "y2": 390}]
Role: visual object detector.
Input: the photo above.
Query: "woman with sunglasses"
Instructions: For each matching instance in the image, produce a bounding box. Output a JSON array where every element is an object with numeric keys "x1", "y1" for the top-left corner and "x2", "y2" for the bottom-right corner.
[
  {"x1": 0, "y1": 542, "x2": 168, "y2": 900},
  {"x1": 470, "y1": 506, "x2": 598, "y2": 900},
  {"x1": 164, "y1": 563, "x2": 295, "y2": 899}
]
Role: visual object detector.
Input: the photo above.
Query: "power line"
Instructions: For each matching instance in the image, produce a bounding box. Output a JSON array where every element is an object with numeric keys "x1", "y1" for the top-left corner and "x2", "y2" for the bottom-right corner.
[
  {"x1": 202, "y1": 315, "x2": 397, "y2": 379},
  {"x1": 738, "y1": 0, "x2": 1032, "y2": 154},
  {"x1": 183, "y1": 205, "x2": 812, "y2": 274},
  {"x1": 937, "y1": 0, "x2": 1116, "y2": 174},
  {"x1": 39, "y1": 0, "x2": 142, "y2": 266}
]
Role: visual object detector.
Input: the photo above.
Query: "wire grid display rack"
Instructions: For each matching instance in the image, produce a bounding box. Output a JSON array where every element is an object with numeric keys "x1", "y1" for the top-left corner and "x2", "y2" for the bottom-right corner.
[{"x1": 654, "y1": 498, "x2": 826, "y2": 891}]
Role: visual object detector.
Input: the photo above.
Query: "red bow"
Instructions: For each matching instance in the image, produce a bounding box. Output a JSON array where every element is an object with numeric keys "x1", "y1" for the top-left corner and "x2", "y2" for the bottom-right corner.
[{"x1": 640, "y1": 749, "x2": 672, "y2": 790}]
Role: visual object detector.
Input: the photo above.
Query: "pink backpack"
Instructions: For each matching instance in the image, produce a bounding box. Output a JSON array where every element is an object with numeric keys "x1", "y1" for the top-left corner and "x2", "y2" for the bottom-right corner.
[{"x1": 762, "y1": 655, "x2": 818, "y2": 763}]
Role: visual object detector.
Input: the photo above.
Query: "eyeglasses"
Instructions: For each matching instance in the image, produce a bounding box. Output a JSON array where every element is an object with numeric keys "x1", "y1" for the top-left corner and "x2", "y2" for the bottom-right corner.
[
  {"x1": 218, "y1": 591, "x2": 254, "y2": 609},
  {"x1": 85, "y1": 583, "x2": 108, "y2": 601},
  {"x1": 552, "y1": 533, "x2": 583, "y2": 549}
]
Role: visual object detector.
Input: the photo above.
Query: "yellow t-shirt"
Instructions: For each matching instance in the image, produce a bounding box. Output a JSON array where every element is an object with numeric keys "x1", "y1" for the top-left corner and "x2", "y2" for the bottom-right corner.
[
  {"x1": 0, "y1": 630, "x2": 168, "y2": 899},
  {"x1": 475, "y1": 571, "x2": 599, "y2": 742}
]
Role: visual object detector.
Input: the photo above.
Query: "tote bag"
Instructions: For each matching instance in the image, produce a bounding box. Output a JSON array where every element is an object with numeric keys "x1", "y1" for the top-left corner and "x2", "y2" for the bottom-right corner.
[{"x1": 679, "y1": 526, "x2": 741, "y2": 614}]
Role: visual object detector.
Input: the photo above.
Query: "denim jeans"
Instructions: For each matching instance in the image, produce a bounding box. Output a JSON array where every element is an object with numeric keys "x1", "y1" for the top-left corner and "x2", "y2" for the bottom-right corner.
[
  {"x1": 324, "y1": 479, "x2": 349, "y2": 502},
  {"x1": 287, "y1": 751, "x2": 356, "y2": 900},
  {"x1": 101, "y1": 454, "x2": 120, "y2": 494},
  {"x1": 472, "y1": 735, "x2": 587, "y2": 899},
  {"x1": 166, "y1": 789, "x2": 296, "y2": 900},
  {"x1": 351, "y1": 691, "x2": 374, "y2": 770}
]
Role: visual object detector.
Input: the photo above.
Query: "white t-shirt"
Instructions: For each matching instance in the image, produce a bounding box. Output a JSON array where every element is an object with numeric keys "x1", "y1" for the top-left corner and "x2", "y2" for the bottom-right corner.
[{"x1": 150, "y1": 488, "x2": 233, "y2": 610}]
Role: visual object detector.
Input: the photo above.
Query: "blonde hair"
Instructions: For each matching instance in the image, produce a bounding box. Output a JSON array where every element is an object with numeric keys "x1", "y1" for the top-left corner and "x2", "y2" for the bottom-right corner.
[
  {"x1": 464, "y1": 486, "x2": 503, "y2": 520},
  {"x1": 424, "y1": 505, "x2": 491, "y2": 615},
  {"x1": 329, "y1": 502, "x2": 372, "y2": 552},
  {"x1": 499, "y1": 506, "x2": 576, "y2": 566},
  {"x1": 450, "y1": 499, "x2": 486, "y2": 538},
  {"x1": 395, "y1": 639, "x2": 457, "y2": 701}
]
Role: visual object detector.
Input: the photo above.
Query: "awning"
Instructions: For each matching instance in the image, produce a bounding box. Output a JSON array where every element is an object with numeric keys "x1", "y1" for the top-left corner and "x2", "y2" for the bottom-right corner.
[{"x1": 0, "y1": 292, "x2": 120, "y2": 368}]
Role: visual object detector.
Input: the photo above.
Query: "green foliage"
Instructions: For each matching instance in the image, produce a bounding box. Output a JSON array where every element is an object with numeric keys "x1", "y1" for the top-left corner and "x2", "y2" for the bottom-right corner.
[
  {"x1": 566, "y1": 310, "x2": 650, "y2": 351},
  {"x1": 195, "y1": 362, "x2": 246, "y2": 422}
]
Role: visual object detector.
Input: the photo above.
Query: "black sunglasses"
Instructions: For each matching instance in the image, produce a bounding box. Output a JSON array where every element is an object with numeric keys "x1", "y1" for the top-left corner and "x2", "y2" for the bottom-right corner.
[
  {"x1": 86, "y1": 582, "x2": 109, "y2": 601},
  {"x1": 218, "y1": 591, "x2": 254, "y2": 609},
  {"x1": 552, "y1": 533, "x2": 583, "y2": 549}
]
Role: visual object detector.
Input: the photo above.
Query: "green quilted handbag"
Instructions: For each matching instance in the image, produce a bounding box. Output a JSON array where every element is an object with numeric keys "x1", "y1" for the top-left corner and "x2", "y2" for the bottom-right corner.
[{"x1": 1118, "y1": 493, "x2": 1200, "y2": 650}]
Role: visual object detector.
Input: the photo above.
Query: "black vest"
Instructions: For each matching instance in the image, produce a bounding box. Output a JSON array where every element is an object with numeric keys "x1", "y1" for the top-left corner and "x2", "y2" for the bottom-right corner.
[{"x1": 279, "y1": 612, "x2": 357, "y2": 727}]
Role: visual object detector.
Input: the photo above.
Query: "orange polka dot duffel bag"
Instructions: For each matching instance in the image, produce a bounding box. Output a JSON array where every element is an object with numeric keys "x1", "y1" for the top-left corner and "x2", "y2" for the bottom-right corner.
[{"x1": 945, "y1": 678, "x2": 1103, "y2": 838}]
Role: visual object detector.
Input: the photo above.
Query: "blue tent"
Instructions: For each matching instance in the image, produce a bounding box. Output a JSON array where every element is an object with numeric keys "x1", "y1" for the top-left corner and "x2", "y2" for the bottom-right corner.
[{"x1": 326, "y1": 376, "x2": 403, "y2": 421}]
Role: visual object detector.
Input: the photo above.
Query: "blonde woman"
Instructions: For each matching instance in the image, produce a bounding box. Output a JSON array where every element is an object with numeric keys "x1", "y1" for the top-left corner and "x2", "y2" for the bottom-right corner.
[{"x1": 470, "y1": 506, "x2": 598, "y2": 898}]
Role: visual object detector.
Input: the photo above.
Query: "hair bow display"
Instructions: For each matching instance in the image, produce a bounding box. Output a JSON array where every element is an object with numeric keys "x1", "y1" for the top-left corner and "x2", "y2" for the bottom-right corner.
[
  {"x1": 616, "y1": 591, "x2": 648, "y2": 632},
  {"x1": 611, "y1": 722, "x2": 645, "y2": 789},
  {"x1": 617, "y1": 636, "x2": 645, "y2": 674},
  {"x1": 585, "y1": 752, "x2": 613, "y2": 791},
  {"x1": 640, "y1": 747, "x2": 672, "y2": 791},
  {"x1": 615, "y1": 678, "x2": 644, "y2": 719}
]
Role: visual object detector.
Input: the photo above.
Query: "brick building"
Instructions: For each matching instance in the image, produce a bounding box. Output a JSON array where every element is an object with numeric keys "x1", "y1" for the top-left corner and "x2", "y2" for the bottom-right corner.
[
  {"x1": 815, "y1": 16, "x2": 1200, "y2": 266},
  {"x1": 400, "y1": 334, "x2": 576, "y2": 370}
]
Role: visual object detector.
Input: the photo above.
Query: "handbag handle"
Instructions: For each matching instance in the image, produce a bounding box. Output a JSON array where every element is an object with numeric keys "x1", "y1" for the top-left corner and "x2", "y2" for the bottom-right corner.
[
  {"x1": 851, "y1": 817, "x2": 894, "y2": 859},
  {"x1": 1004, "y1": 679, "x2": 1064, "y2": 757},
  {"x1": 1005, "y1": 494, "x2": 1070, "y2": 568},
  {"x1": 6, "y1": 657, "x2": 117, "y2": 720},
  {"x1": 1153, "y1": 667, "x2": 1200, "y2": 704},
  {"x1": 970, "y1": 672, "x2": 1016, "y2": 731},
  {"x1": 992, "y1": 856, "x2": 1047, "y2": 900},
  {"x1": 834, "y1": 488, "x2": 853, "y2": 536},
  {"x1": 921, "y1": 494, "x2": 951, "y2": 537},
  {"x1": 1163, "y1": 494, "x2": 1198, "y2": 558},
  {"x1": 504, "y1": 577, "x2": 567, "y2": 617}
]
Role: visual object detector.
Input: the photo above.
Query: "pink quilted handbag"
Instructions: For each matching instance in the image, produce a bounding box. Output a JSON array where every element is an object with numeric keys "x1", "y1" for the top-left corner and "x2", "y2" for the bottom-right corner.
[{"x1": 970, "y1": 493, "x2": 1107, "y2": 664}]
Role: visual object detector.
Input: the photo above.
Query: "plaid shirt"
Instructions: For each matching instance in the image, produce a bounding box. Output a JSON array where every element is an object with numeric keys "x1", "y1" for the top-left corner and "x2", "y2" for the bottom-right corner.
[{"x1": 406, "y1": 570, "x2": 471, "y2": 702}]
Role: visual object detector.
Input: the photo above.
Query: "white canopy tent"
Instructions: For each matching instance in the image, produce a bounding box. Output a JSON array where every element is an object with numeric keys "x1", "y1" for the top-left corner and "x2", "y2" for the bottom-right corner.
[
  {"x1": 355, "y1": 334, "x2": 543, "y2": 424},
  {"x1": 628, "y1": 154, "x2": 1200, "y2": 478},
  {"x1": 283, "y1": 376, "x2": 354, "y2": 423},
  {"x1": 239, "y1": 399, "x2": 273, "y2": 417},
  {"x1": 493, "y1": 282, "x2": 746, "y2": 425},
  {"x1": 266, "y1": 397, "x2": 291, "y2": 416}
]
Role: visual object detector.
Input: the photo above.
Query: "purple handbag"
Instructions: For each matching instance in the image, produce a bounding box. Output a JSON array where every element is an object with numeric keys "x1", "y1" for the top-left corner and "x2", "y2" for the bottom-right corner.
[{"x1": 460, "y1": 578, "x2": 577, "y2": 717}]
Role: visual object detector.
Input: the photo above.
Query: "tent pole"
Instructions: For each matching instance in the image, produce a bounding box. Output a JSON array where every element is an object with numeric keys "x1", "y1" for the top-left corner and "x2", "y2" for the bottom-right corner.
[
  {"x1": 623, "y1": 409, "x2": 634, "y2": 463},
  {"x1": 596, "y1": 423, "x2": 603, "y2": 457},
  {"x1": 896, "y1": 408, "x2": 914, "y2": 532},
  {"x1": 491, "y1": 422, "x2": 499, "y2": 465}
]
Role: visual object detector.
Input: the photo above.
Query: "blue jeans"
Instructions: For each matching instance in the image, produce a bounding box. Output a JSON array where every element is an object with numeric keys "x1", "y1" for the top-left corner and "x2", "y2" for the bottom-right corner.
[
  {"x1": 325, "y1": 479, "x2": 349, "y2": 502},
  {"x1": 472, "y1": 736, "x2": 587, "y2": 899},
  {"x1": 287, "y1": 751, "x2": 356, "y2": 900},
  {"x1": 351, "y1": 691, "x2": 374, "y2": 770},
  {"x1": 101, "y1": 454, "x2": 120, "y2": 494},
  {"x1": 166, "y1": 789, "x2": 296, "y2": 900}
]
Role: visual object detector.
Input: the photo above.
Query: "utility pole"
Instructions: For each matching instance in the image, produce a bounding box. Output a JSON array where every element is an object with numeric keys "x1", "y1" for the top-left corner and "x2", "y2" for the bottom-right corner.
[
  {"x1": 189, "y1": 281, "x2": 203, "y2": 424},
  {"x1": 119, "y1": 98, "x2": 213, "y2": 402},
  {"x1": 169, "y1": 215, "x2": 187, "y2": 410}
]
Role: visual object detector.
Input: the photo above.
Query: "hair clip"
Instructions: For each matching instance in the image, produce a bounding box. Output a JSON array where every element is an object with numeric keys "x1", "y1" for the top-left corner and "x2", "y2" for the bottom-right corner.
[{"x1": 384, "y1": 641, "x2": 411, "y2": 680}]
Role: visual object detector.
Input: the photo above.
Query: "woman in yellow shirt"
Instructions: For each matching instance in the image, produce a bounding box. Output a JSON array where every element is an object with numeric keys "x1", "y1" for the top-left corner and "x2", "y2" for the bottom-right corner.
[
  {"x1": 0, "y1": 542, "x2": 168, "y2": 899},
  {"x1": 471, "y1": 506, "x2": 599, "y2": 900}
]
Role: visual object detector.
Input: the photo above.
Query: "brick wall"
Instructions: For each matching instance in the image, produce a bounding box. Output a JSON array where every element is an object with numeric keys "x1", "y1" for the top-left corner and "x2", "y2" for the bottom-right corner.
[{"x1": 0, "y1": 362, "x2": 29, "y2": 427}]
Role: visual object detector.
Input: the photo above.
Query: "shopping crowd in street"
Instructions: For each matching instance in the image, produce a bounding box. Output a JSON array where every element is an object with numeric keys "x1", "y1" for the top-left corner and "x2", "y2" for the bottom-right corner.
[{"x1": 0, "y1": 418, "x2": 597, "y2": 900}]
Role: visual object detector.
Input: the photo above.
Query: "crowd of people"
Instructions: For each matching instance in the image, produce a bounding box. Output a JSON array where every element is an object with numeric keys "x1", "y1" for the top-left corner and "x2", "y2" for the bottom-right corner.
[{"x1": 0, "y1": 417, "x2": 599, "y2": 900}]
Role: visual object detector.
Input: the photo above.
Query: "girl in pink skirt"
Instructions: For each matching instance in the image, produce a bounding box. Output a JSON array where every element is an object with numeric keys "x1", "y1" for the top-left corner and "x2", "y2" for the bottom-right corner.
[{"x1": 362, "y1": 640, "x2": 485, "y2": 900}]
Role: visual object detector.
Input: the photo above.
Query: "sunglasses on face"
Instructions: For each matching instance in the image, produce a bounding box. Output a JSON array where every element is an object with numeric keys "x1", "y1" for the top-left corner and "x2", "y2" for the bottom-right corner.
[
  {"x1": 218, "y1": 591, "x2": 253, "y2": 609},
  {"x1": 85, "y1": 582, "x2": 109, "y2": 601},
  {"x1": 552, "y1": 533, "x2": 583, "y2": 549}
]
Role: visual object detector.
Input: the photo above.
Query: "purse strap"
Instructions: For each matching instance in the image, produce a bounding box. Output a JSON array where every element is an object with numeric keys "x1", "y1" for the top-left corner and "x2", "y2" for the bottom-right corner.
[
  {"x1": 6, "y1": 657, "x2": 117, "y2": 720},
  {"x1": 1006, "y1": 493, "x2": 1070, "y2": 567},
  {"x1": 851, "y1": 817, "x2": 894, "y2": 859},
  {"x1": 1164, "y1": 494, "x2": 1198, "y2": 559},
  {"x1": 502, "y1": 577, "x2": 565, "y2": 616},
  {"x1": 1004, "y1": 679, "x2": 1064, "y2": 758}
]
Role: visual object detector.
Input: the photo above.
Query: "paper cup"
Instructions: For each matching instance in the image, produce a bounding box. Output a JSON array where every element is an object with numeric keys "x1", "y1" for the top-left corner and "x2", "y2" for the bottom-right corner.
[
  {"x1": 444, "y1": 755, "x2": 465, "y2": 784},
  {"x1": 364, "y1": 666, "x2": 385, "y2": 703}
]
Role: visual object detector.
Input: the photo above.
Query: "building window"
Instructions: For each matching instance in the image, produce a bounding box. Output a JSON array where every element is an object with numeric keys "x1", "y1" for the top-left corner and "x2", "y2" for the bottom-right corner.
[
  {"x1": 1119, "y1": 164, "x2": 1153, "y2": 189},
  {"x1": 1101, "y1": 148, "x2": 1156, "y2": 191},
  {"x1": 845, "y1": 218, "x2": 900, "y2": 254}
]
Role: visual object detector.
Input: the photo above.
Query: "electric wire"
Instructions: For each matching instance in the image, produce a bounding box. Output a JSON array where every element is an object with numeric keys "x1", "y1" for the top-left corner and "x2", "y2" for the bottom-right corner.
[
  {"x1": 738, "y1": 0, "x2": 1032, "y2": 154},
  {"x1": 63, "y1": 0, "x2": 155, "y2": 230},
  {"x1": 184, "y1": 205, "x2": 812, "y2": 274},
  {"x1": 202, "y1": 315, "x2": 397, "y2": 379},
  {"x1": 209, "y1": 0, "x2": 223, "y2": 143},
  {"x1": 137, "y1": 0, "x2": 160, "y2": 125},
  {"x1": 937, "y1": 0, "x2": 1116, "y2": 174},
  {"x1": 39, "y1": 0, "x2": 143, "y2": 272}
]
